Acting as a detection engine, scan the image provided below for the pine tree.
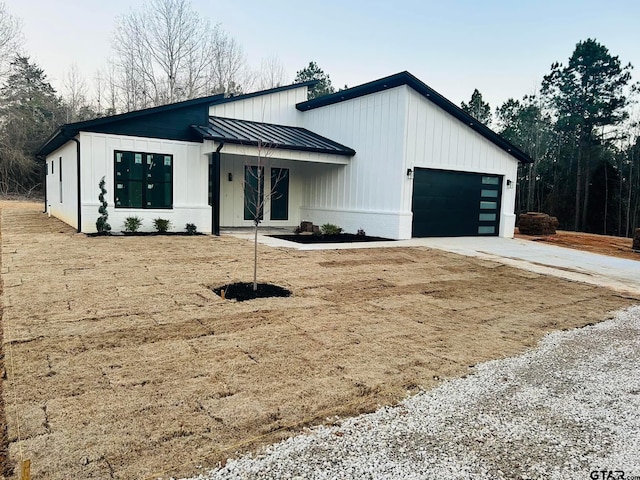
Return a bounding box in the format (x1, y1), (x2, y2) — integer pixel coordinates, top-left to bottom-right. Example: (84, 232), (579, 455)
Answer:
(294, 61), (335, 100)
(461, 89), (492, 125)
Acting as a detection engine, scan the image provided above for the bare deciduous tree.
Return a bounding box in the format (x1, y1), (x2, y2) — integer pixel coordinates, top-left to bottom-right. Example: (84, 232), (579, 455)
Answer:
(254, 55), (287, 91)
(206, 26), (247, 95)
(62, 62), (90, 122)
(94, 61), (120, 116)
(113, 0), (248, 110)
(243, 141), (288, 290)
(0, 1), (22, 78)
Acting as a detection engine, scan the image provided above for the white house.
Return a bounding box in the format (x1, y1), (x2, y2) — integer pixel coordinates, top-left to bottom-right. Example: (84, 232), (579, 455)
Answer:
(37, 72), (531, 239)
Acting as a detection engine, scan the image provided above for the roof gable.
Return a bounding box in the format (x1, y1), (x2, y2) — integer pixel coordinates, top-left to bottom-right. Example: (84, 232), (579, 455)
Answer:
(37, 81), (317, 158)
(296, 72), (532, 164)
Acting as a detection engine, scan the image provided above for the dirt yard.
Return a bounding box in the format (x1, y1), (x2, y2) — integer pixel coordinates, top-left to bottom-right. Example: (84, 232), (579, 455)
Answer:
(2, 201), (637, 480)
(516, 229), (639, 261)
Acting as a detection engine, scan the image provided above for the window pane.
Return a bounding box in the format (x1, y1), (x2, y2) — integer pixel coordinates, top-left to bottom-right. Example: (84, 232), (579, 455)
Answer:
(482, 176), (499, 185)
(481, 189), (498, 198)
(146, 182), (172, 208)
(115, 181), (142, 208)
(115, 151), (143, 181)
(478, 226), (495, 234)
(479, 213), (496, 221)
(480, 201), (497, 210)
(270, 168), (289, 220)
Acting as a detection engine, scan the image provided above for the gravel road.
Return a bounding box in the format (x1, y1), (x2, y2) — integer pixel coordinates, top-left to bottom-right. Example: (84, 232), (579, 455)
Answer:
(184, 306), (640, 480)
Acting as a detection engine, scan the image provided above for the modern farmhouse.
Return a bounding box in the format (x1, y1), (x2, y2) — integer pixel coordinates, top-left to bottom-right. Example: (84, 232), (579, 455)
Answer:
(37, 71), (531, 239)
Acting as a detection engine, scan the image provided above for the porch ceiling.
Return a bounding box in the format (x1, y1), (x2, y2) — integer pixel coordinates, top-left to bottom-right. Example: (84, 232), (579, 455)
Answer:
(192, 116), (356, 156)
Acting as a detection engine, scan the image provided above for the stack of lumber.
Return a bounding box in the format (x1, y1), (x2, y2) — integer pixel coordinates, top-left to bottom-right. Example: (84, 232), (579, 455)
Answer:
(518, 212), (559, 236)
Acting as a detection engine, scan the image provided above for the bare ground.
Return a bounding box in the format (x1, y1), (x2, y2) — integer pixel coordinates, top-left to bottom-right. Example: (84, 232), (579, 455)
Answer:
(516, 229), (639, 261)
(1, 201), (637, 480)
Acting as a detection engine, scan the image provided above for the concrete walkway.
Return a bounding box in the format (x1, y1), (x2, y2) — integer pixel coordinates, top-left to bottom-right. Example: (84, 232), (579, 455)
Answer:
(230, 231), (640, 296)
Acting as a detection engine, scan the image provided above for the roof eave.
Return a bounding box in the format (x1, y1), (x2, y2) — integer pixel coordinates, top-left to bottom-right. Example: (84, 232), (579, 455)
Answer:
(200, 134), (355, 156)
(296, 72), (533, 164)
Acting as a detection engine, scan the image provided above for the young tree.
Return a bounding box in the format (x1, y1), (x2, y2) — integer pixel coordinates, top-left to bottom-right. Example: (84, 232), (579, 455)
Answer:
(0, 55), (64, 194)
(294, 61), (335, 99)
(243, 141), (287, 291)
(461, 88), (492, 125)
(542, 38), (634, 231)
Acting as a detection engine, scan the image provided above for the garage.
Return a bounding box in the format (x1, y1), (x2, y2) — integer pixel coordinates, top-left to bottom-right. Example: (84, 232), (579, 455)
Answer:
(411, 168), (502, 237)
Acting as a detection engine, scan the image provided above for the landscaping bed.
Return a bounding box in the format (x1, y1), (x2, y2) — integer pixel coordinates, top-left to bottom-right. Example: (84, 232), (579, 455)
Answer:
(1, 201), (637, 480)
(270, 233), (392, 244)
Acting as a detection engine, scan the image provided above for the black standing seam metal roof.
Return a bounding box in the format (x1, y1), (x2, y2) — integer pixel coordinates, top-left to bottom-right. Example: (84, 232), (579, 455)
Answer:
(296, 71), (533, 164)
(192, 116), (356, 156)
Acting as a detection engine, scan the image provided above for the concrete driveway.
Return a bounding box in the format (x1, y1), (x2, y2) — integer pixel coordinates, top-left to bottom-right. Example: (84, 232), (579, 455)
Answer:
(413, 236), (640, 296)
(250, 233), (640, 296)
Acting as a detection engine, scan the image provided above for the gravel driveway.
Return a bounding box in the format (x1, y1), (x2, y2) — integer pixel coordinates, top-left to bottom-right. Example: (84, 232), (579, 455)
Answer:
(184, 306), (640, 480)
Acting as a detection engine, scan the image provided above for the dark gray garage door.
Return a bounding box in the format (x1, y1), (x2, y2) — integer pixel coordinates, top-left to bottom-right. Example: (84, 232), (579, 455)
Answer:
(411, 168), (502, 237)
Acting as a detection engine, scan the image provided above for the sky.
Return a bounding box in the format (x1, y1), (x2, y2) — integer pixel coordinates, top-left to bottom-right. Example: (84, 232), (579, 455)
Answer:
(4, 0), (640, 110)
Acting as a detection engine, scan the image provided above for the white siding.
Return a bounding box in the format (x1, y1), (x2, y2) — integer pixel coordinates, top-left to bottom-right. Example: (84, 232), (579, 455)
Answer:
(402, 88), (519, 238)
(45, 141), (78, 228)
(299, 86), (408, 238)
(208, 87), (307, 125)
(79, 132), (210, 233)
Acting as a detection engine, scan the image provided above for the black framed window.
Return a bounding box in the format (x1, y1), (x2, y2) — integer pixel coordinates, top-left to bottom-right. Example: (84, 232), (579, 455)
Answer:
(114, 150), (173, 209)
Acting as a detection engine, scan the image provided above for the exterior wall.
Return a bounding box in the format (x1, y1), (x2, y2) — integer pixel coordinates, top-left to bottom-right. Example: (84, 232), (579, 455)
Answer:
(299, 86), (408, 238)
(219, 153), (310, 228)
(209, 87), (307, 125)
(78, 132), (210, 233)
(45, 140), (79, 228)
(402, 88), (519, 238)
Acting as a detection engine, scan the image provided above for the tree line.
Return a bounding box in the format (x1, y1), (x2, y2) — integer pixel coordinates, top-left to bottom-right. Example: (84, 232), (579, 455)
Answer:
(0, 0), (337, 197)
(461, 39), (639, 237)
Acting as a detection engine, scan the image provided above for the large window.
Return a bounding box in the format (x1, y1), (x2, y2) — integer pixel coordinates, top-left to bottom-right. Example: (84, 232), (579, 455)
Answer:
(114, 151), (173, 209)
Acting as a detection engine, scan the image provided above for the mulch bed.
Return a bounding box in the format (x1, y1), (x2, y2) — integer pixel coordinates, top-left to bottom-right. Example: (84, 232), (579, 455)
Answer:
(271, 234), (392, 244)
(87, 232), (204, 237)
(212, 282), (291, 302)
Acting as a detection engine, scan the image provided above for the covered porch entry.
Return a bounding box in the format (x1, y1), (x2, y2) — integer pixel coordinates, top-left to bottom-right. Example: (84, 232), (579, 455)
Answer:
(195, 116), (355, 234)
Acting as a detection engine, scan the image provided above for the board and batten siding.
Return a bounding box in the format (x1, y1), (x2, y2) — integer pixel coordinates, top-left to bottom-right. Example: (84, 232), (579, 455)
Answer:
(78, 132), (210, 233)
(402, 88), (519, 237)
(46, 140), (79, 228)
(209, 87), (307, 126)
(299, 86), (409, 238)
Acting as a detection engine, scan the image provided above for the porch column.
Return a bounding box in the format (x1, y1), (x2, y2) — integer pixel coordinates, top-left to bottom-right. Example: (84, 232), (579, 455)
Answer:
(210, 151), (221, 236)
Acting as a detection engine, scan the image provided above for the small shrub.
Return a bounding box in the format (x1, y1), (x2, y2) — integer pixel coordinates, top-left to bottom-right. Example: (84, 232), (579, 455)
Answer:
(321, 223), (343, 235)
(96, 177), (112, 233)
(153, 218), (171, 233)
(357, 228), (366, 236)
(123, 216), (143, 232)
(185, 223), (197, 235)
